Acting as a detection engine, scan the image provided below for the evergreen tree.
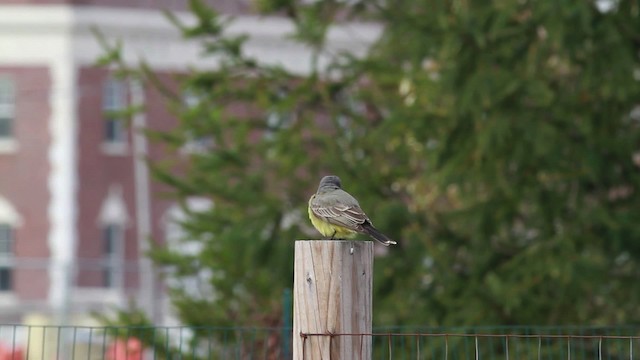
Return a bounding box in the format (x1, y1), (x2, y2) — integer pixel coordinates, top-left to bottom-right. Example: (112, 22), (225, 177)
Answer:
(104, 0), (640, 335)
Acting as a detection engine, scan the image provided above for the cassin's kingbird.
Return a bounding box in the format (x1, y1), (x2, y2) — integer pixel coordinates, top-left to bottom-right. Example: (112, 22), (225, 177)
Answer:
(308, 175), (397, 246)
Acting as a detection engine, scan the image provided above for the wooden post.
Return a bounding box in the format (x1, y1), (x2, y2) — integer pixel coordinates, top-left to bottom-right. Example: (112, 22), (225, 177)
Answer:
(293, 240), (373, 360)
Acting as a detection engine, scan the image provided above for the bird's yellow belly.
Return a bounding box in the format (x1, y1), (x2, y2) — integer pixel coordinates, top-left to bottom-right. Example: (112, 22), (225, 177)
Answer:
(308, 205), (356, 239)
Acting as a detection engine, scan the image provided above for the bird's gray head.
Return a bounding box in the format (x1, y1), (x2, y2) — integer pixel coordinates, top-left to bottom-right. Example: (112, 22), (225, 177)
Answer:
(317, 175), (342, 192)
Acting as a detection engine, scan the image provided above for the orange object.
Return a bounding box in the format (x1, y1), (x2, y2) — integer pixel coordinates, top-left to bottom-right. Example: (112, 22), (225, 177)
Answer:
(105, 338), (143, 360)
(0, 343), (24, 360)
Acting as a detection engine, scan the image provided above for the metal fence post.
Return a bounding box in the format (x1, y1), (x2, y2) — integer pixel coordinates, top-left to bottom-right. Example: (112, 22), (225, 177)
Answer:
(282, 288), (292, 359)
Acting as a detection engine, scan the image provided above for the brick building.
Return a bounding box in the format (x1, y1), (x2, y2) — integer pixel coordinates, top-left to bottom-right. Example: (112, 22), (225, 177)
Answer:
(0, 0), (379, 326)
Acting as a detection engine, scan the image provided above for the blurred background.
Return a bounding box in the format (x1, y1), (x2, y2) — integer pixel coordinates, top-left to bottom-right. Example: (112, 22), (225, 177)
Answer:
(0, 0), (639, 358)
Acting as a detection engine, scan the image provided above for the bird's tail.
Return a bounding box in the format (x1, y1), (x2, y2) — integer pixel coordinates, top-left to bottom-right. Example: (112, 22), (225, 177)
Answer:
(361, 224), (397, 246)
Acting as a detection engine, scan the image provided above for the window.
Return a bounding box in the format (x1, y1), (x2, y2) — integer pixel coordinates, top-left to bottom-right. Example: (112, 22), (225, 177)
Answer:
(102, 223), (123, 288)
(264, 89), (294, 140)
(182, 91), (200, 109)
(97, 185), (127, 289)
(0, 224), (13, 291)
(163, 198), (214, 299)
(102, 78), (127, 147)
(0, 78), (15, 140)
(0, 196), (19, 292)
(180, 91), (215, 154)
(105, 118), (126, 144)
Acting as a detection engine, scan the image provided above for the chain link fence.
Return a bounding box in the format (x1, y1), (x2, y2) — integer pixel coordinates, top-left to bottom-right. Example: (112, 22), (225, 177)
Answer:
(0, 324), (638, 359)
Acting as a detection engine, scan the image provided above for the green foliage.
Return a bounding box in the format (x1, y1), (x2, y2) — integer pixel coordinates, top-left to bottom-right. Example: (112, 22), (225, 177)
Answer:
(104, 0), (640, 337)
(369, 0), (640, 326)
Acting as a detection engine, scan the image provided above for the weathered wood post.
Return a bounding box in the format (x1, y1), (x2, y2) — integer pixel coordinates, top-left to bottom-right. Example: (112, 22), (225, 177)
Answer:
(293, 240), (373, 360)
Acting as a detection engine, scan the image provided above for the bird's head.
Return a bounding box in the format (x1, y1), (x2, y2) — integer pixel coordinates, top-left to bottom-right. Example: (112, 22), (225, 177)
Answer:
(317, 175), (342, 192)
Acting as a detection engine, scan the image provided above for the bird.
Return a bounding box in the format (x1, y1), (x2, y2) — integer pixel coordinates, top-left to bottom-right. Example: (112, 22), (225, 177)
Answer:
(308, 175), (397, 246)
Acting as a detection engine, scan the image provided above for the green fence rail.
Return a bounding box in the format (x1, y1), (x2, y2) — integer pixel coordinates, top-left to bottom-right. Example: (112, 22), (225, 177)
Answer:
(0, 324), (637, 359)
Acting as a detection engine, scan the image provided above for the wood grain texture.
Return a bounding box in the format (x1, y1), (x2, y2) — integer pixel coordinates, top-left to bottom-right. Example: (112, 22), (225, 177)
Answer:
(293, 240), (373, 360)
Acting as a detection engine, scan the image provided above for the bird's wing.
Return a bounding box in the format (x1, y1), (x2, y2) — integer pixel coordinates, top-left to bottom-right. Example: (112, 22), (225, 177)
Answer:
(310, 199), (369, 231)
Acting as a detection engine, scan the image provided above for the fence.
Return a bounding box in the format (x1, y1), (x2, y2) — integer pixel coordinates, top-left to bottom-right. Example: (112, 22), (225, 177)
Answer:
(0, 325), (638, 359)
